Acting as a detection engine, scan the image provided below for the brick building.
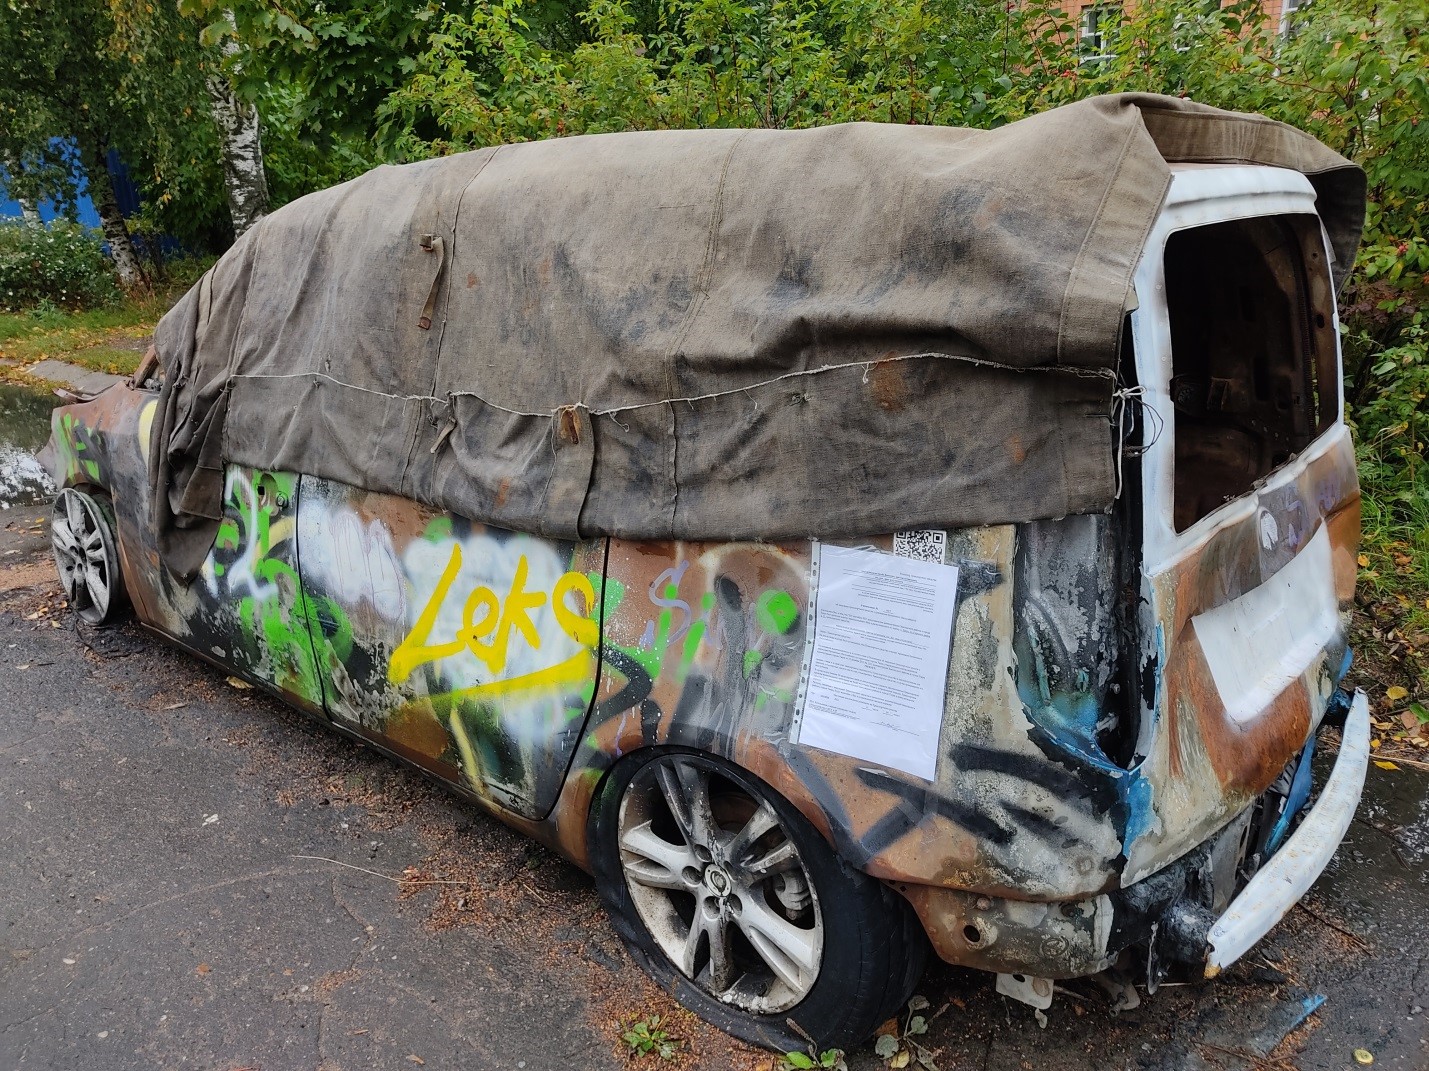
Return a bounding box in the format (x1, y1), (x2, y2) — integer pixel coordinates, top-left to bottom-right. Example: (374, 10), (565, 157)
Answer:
(1054, 0), (1307, 62)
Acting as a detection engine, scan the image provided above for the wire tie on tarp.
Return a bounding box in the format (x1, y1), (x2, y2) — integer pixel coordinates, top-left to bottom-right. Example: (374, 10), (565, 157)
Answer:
(1111, 384), (1164, 498)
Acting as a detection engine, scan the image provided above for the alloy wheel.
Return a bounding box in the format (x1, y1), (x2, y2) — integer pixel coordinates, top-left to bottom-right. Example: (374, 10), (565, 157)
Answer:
(51, 488), (120, 625)
(616, 754), (824, 1014)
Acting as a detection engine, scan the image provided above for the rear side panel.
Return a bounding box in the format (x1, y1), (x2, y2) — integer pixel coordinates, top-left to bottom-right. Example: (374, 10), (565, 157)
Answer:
(1126, 432), (1358, 881)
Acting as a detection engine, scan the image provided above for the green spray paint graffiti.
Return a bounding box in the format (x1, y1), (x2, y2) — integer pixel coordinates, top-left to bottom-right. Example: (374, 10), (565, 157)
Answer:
(195, 469), (353, 707)
(53, 412), (103, 485)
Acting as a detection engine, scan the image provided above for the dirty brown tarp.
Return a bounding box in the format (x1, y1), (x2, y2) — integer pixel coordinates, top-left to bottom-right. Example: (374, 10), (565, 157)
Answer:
(150, 93), (1364, 578)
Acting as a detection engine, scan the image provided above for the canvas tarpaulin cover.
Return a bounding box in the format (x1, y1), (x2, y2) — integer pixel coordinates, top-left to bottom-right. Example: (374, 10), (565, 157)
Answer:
(150, 92), (1364, 578)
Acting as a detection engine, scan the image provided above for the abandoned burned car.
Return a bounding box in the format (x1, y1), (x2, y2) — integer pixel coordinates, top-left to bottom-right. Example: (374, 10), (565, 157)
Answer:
(41, 93), (1372, 1051)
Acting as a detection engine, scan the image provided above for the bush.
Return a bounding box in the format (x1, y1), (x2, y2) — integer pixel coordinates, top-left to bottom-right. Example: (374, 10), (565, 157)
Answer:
(0, 219), (120, 313)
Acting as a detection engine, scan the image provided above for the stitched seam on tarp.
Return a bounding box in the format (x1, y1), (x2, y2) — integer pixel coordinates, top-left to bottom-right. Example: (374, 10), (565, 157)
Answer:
(229, 353), (1115, 418)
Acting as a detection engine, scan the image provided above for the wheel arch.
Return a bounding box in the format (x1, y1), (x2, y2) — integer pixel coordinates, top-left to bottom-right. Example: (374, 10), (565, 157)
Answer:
(558, 738), (859, 883)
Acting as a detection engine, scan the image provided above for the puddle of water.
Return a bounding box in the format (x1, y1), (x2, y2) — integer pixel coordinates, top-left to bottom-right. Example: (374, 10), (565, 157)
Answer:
(0, 382), (58, 509)
(1316, 759), (1429, 932)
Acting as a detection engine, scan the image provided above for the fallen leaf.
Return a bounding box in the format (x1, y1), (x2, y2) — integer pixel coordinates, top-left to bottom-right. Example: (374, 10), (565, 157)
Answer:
(1386, 685), (1409, 703)
(225, 676), (253, 690)
(195, 963), (210, 975)
(406, 1057), (425, 1066)
(1357, 554), (1370, 568)
(1373, 760), (1399, 771)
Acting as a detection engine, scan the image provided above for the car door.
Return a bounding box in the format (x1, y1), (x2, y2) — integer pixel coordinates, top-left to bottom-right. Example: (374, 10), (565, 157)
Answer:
(294, 475), (607, 818)
(142, 464), (329, 715)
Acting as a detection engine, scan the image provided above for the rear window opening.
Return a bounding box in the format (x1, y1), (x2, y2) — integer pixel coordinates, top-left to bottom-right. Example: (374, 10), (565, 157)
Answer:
(1164, 214), (1339, 532)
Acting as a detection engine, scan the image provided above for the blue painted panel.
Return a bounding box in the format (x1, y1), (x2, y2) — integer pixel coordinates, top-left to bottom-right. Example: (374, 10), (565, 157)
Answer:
(0, 138), (131, 228)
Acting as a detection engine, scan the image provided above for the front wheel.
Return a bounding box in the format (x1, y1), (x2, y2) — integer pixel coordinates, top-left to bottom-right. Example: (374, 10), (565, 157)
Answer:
(50, 487), (125, 625)
(590, 749), (927, 1052)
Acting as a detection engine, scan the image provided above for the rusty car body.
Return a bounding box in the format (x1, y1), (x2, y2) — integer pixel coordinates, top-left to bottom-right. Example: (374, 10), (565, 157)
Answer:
(41, 159), (1370, 1050)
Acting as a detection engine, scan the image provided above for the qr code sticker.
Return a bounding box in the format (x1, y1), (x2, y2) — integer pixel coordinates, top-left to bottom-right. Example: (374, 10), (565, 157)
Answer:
(893, 529), (946, 564)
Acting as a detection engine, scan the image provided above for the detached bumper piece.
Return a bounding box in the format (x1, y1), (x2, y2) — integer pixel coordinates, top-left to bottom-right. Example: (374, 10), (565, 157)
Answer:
(1203, 689), (1370, 976)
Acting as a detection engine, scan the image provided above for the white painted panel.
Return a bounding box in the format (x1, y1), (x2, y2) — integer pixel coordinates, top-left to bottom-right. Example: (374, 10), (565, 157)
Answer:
(1206, 690), (1369, 972)
(1192, 524), (1338, 726)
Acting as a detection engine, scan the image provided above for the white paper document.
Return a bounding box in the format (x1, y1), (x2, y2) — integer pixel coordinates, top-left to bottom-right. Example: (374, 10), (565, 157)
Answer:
(795, 544), (960, 781)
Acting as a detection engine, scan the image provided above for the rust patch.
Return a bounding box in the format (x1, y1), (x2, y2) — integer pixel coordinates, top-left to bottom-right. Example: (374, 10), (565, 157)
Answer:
(386, 701), (454, 761)
(465, 272), (480, 289)
(868, 355), (910, 412)
(555, 405), (582, 446)
(493, 476), (512, 510)
(1326, 496), (1362, 605)
(1005, 434), (1027, 465)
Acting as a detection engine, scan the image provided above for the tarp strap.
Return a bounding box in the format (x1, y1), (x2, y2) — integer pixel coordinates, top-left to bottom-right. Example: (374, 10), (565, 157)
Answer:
(416, 233), (446, 331)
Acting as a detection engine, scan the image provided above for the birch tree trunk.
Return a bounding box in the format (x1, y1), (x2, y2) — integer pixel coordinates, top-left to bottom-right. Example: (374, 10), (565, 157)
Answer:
(207, 24), (269, 238)
(84, 139), (148, 291)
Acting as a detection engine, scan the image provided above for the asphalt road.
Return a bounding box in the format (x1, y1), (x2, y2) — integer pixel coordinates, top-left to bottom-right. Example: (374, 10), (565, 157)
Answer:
(2, 507), (1426, 1071)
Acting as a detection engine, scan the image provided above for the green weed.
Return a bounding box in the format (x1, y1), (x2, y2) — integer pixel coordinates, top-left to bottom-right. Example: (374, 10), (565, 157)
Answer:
(620, 1014), (681, 1061)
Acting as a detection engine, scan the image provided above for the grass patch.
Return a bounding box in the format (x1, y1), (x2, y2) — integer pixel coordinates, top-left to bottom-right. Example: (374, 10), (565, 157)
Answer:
(0, 294), (168, 369)
(65, 345), (146, 376)
(1350, 427), (1429, 758)
(0, 260), (209, 378)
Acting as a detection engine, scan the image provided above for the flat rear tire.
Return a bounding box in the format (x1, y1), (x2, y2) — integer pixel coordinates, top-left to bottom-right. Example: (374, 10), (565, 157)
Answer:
(590, 748), (928, 1052)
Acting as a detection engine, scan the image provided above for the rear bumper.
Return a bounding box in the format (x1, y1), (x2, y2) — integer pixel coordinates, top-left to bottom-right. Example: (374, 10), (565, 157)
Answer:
(902, 689), (1369, 981)
(1203, 688), (1369, 975)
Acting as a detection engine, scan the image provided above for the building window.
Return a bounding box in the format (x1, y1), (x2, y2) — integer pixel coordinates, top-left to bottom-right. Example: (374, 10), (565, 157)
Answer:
(1079, 4), (1115, 65)
(1279, 0), (1311, 37)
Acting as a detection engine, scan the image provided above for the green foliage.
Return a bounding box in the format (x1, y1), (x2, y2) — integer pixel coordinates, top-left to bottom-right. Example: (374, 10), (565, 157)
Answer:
(103, 0), (233, 249)
(256, 83), (380, 208)
(0, 0), (131, 206)
(780, 1048), (848, 1069)
(1353, 315), (1429, 632)
(181, 0), (454, 143)
(620, 1014), (681, 1060)
(867, 994), (936, 1068)
(0, 222), (120, 314)
(373, 0), (1028, 157)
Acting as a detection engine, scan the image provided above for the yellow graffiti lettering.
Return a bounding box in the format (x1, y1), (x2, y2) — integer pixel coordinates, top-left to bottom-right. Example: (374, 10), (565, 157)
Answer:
(388, 544), (598, 692)
(461, 554), (546, 674)
(445, 649), (595, 704)
(388, 542), (469, 684)
(553, 571), (599, 646)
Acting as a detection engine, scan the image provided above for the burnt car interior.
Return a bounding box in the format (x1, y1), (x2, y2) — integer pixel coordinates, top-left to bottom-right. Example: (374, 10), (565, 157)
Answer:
(1165, 214), (1339, 532)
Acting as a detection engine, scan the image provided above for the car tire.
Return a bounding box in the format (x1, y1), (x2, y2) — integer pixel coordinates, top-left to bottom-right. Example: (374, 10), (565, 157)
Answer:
(51, 487), (126, 626)
(590, 748), (928, 1052)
